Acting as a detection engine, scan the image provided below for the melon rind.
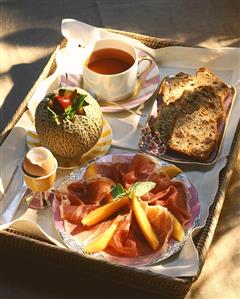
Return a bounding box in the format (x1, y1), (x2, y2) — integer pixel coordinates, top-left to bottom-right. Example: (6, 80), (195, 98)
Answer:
(35, 88), (103, 159)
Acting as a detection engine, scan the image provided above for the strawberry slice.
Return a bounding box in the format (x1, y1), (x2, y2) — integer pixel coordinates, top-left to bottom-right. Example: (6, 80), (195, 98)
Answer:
(54, 96), (72, 109)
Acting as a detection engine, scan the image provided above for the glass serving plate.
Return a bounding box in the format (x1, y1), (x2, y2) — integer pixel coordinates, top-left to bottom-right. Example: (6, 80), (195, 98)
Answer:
(52, 153), (200, 267)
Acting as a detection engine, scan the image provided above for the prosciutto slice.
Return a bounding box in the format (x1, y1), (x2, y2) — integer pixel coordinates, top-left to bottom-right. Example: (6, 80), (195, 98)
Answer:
(107, 212), (154, 257)
(147, 205), (173, 250)
(161, 181), (191, 225)
(131, 153), (156, 181)
(120, 154), (156, 188)
(107, 212), (138, 257)
(97, 153), (157, 189)
(148, 181), (191, 225)
(149, 171), (172, 193)
(67, 177), (114, 205)
(97, 162), (132, 186)
(65, 218), (113, 241)
(61, 204), (99, 224)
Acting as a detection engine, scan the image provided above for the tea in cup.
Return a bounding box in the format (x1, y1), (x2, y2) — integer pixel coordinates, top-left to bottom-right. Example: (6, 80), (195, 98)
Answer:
(82, 38), (152, 101)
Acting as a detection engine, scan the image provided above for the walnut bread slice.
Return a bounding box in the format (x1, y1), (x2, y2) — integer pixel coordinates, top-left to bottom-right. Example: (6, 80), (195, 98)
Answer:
(168, 107), (218, 160)
(179, 86), (224, 122)
(161, 72), (198, 105)
(196, 67), (229, 103)
(161, 67), (229, 108)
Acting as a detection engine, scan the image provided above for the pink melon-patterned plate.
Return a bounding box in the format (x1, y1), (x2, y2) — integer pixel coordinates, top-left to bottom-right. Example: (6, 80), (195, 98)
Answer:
(60, 49), (160, 113)
(52, 153), (200, 267)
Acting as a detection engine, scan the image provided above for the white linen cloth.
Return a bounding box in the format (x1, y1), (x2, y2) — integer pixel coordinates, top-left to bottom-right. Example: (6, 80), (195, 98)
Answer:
(0, 19), (239, 278)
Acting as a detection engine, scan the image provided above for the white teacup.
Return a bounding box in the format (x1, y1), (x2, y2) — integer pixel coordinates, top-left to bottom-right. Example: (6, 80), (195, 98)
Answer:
(82, 38), (152, 102)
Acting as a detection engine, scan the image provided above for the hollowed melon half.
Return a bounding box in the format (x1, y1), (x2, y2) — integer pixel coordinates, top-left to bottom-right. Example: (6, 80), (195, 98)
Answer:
(35, 87), (103, 159)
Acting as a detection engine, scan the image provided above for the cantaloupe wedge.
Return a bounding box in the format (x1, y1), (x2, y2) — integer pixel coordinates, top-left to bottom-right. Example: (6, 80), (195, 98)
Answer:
(82, 197), (129, 226)
(84, 221), (118, 253)
(84, 163), (98, 179)
(170, 214), (185, 241)
(132, 196), (159, 250)
(161, 165), (182, 178)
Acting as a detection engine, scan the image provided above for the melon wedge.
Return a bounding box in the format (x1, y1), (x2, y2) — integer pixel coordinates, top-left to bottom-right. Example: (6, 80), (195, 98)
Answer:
(84, 164), (98, 179)
(82, 197), (129, 226)
(132, 196), (159, 250)
(84, 221), (118, 253)
(161, 165), (182, 178)
(170, 213), (185, 241)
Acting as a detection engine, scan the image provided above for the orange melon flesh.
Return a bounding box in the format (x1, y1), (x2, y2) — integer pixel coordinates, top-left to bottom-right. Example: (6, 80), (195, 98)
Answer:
(170, 213), (185, 241)
(84, 221), (118, 253)
(82, 197), (129, 226)
(84, 164), (99, 179)
(161, 165), (182, 178)
(132, 195), (159, 250)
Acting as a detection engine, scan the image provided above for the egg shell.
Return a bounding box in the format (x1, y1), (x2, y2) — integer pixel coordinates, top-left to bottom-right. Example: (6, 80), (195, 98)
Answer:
(23, 147), (56, 177)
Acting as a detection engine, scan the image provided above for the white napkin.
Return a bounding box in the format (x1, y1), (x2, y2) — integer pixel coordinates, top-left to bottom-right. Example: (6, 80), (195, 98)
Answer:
(61, 19), (155, 56)
(1, 19), (240, 278)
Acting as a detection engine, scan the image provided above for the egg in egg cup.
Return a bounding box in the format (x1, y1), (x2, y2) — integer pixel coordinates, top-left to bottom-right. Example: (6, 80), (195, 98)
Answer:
(22, 147), (57, 209)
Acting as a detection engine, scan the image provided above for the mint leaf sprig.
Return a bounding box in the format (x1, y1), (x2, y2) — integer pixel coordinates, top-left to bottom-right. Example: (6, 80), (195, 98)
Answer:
(111, 184), (127, 199)
(63, 94), (87, 120)
(129, 181), (156, 197)
(111, 181), (156, 200)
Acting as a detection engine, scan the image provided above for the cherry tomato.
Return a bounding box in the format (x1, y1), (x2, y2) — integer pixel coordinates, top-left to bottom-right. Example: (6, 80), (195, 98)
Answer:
(54, 96), (71, 109)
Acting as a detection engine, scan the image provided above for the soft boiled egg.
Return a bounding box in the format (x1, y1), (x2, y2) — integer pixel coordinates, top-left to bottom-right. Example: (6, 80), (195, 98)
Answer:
(23, 147), (56, 177)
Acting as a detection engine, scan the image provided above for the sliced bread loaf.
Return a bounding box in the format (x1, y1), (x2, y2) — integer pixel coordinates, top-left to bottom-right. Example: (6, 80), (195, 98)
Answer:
(168, 107), (218, 160)
(151, 68), (228, 160)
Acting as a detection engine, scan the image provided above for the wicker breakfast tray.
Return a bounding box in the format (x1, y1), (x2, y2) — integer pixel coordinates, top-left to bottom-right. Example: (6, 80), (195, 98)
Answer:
(0, 30), (239, 298)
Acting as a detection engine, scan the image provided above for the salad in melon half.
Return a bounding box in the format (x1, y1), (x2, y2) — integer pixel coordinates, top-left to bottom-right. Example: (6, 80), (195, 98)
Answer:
(35, 87), (103, 160)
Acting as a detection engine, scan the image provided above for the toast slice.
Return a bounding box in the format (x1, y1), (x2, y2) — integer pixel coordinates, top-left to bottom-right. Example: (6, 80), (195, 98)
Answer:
(152, 85), (223, 144)
(161, 72), (198, 105)
(196, 67), (229, 103)
(179, 86), (224, 122)
(161, 68), (229, 107)
(168, 107), (218, 160)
